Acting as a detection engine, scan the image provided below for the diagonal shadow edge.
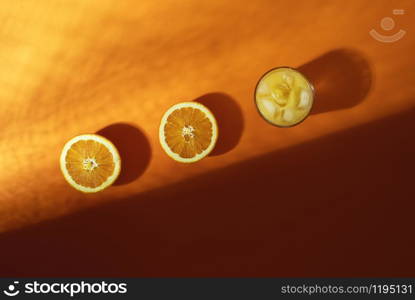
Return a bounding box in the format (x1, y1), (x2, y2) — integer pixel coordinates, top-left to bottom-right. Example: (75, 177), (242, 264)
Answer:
(0, 106), (414, 277)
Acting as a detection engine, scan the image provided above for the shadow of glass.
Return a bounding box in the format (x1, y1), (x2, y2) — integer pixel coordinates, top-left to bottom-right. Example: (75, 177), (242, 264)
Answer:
(96, 123), (151, 185)
(298, 48), (373, 114)
(194, 93), (244, 156)
(1, 107), (414, 277)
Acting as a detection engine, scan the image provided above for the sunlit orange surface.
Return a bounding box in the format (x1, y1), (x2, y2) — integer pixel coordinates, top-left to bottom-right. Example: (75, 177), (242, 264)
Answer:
(0, 0), (414, 276)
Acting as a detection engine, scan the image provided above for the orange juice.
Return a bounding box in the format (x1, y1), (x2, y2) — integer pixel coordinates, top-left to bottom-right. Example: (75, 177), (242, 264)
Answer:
(255, 67), (314, 127)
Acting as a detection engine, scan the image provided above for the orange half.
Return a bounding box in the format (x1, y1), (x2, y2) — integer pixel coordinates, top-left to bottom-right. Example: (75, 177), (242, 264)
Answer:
(159, 102), (218, 163)
(60, 134), (121, 193)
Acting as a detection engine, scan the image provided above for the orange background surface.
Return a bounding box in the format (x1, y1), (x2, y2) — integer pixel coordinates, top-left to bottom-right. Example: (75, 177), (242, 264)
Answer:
(0, 0), (414, 276)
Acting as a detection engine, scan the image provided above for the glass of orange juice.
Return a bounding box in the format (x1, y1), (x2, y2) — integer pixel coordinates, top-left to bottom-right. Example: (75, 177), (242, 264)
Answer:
(255, 67), (314, 127)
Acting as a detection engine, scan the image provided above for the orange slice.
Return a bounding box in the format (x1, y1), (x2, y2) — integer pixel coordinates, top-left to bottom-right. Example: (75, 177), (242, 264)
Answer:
(60, 134), (121, 193)
(159, 102), (218, 163)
